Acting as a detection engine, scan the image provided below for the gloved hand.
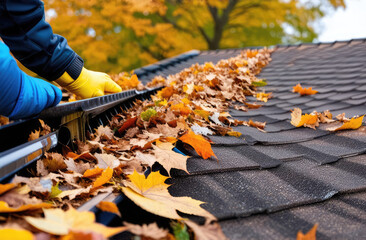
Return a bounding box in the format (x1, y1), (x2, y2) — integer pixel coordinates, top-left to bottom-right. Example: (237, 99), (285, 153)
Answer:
(56, 67), (122, 99)
(0, 43), (62, 120)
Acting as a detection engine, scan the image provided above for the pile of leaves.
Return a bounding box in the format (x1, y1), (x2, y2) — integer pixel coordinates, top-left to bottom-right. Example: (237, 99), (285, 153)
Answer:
(0, 49), (274, 239)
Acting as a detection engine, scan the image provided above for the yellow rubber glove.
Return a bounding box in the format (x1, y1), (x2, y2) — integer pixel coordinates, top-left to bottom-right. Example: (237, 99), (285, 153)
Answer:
(56, 67), (122, 99)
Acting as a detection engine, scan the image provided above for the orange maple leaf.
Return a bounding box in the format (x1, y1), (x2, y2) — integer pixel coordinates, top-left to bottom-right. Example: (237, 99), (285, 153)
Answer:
(291, 108), (319, 129)
(97, 201), (121, 217)
(158, 86), (175, 99)
(297, 224), (318, 240)
(171, 103), (192, 116)
(293, 84), (318, 96)
(179, 130), (216, 159)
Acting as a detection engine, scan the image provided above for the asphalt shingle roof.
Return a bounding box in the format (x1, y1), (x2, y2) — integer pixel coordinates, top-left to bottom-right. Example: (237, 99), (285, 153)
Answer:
(133, 38), (366, 239)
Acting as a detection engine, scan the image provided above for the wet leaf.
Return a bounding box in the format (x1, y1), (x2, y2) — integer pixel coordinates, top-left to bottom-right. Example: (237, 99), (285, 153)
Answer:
(179, 130), (216, 160)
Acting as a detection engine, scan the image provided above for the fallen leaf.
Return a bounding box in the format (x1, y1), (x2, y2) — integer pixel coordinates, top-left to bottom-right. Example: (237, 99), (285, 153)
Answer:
(179, 130), (216, 159)
(28, 129), (40, 142)
(135, 151), (157, 167)
(247, 119), (266, 130)
(326, 115), (364, 131)
(95, 125), (114, 139)
(0, 183), (15, 195)
(12, 176), (52, 193)
(43, 152), (67, 172)
(124, 222), (168, 239)
(24, 207), (126, 237)
(118, 117), (137, 134)
(293, 83), (318, 96)
(95, 153), (120, 169)
(256, 92), (272, 102)
(244, 102), (262, 109)
(49, 183), (62, 199)
(93, 167), (113, 189)
(64, 158), (91, 174)
(184, 220), (228, 240)
(66, 151), (96, 162)
(83, 167), (104, 178)
(290, 108), (319, 129)
(0, 201), (52, 213)
(297, 224), (318, 240)
(191, 123), (214, 136)
(0, 229), (34, 240)
(60, 231), (104, 240)
(97, 201), (121, 217)
(227, 131), (242, 137)
(56, 186), (92, 200)
(122, 170), (216, 221)
(153, 142), (189, 175)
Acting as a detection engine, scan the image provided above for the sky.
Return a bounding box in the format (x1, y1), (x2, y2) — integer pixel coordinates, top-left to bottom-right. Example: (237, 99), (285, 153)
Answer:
(317, 0), (366, 42)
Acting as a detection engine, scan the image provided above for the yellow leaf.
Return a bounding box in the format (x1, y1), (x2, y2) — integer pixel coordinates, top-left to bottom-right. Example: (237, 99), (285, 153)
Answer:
(227, 131), (242, 137)
(93, 167), (113, 189)
(290, 108), (319, 129)
(83, 167), (104, 178)
(0, 201), (53, 213)
(0, 229), (34, 240)
(179, 130), (216, 159)
(122, 170), (216, 221)
(297, 224), (318, 240)
(24, 207), (126, 237)
(0, 183), (15, 195)
(256, 92), (272, 102)
(97, 201), (121, 217)
(326, 115), (364, 132)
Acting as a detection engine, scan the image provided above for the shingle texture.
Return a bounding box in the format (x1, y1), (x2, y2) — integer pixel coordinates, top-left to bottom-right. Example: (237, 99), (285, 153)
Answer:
(137, 39), (366, 239)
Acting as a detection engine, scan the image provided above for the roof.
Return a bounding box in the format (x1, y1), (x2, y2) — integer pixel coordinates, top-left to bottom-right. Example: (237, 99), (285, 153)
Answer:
(133, 39), (366, 239)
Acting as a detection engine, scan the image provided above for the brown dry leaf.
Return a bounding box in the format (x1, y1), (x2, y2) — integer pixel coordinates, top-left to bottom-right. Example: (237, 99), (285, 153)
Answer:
(64, 158), (91, 174)
(66, 151), (96, 162)
(179, 130), (216, 160)
(60, 231), (104, 240)
(124, 222), (168, 239)
(135, 151), (157, 167)
(152, 142), (189, 175)
(326, 115), (364, 132)
(12, 176), (51, 193)
(83, 167), (104, 178)
(317, 110), (335, 123)
(95, 153), (120, 169)
(43, 152), (67, 172)
(336, 113), (350, 122)
(122, 170), (216, 222)
(0, 115), (10, 126)
(92, 167), (113, 189)
(118, 117), (137, 134)
(97, 201), (121, 217)
(28, 129), (40, 142)
(293, 83), (318, 96)
(95, 125), (114, 139)
(245, 102), (262, 109)
(56, 186), (92, 200)
(297, 224), (318, 240)
(24, 207), (126, 237)
(248, 119), (266, 130)
(290, 108), (319, 129)
(184, 220), (228, 240)
(0, 183), (15, 195)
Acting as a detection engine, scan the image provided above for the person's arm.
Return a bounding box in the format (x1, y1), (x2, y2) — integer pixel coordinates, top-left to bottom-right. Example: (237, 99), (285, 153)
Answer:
(0, 42), (62, 119)
(0, 0), (82, 81)
(0, 0), (122, 98)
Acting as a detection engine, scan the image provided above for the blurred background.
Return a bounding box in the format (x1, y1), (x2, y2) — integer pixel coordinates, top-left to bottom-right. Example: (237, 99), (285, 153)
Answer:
(43, 0), (365, 74)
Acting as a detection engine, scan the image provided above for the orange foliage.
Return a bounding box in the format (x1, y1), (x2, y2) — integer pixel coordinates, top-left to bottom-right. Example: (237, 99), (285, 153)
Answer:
(179, 130), (216, 160)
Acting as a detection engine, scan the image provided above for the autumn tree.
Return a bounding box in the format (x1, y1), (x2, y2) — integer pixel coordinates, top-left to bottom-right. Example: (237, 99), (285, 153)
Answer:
(43, 0), (345, 73)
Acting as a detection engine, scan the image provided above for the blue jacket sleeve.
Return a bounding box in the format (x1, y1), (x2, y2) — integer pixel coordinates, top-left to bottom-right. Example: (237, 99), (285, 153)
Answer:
(0, 0), (83, 81)
(0, 42), (62, 119)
